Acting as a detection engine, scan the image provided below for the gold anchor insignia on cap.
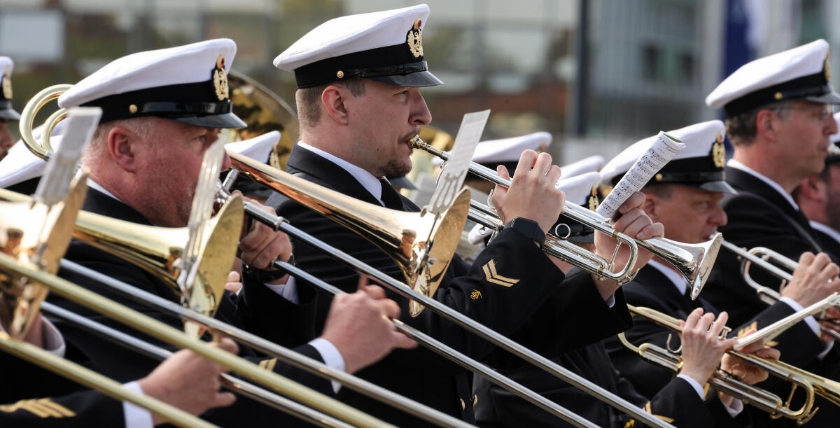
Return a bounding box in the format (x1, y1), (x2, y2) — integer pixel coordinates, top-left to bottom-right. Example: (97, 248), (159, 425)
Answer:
(825, 57), (832, 82)
(213, 55), (230, 101)
(711, 133), (725, 168)
(587, 186), (600, 211)
(1, 67), (11, 100)
(406, 18), (424, 59)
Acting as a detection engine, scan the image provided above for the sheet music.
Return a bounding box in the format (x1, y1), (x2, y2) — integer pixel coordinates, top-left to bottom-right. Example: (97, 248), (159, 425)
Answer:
(427, 110), (490, 215)
(596, 131), (684, 218)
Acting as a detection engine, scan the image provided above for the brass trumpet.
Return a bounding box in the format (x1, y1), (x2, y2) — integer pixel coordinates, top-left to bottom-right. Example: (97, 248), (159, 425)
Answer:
(410, 136), (722, 296)
(619, 304), (832, 424)
(721, 241), (840, 341)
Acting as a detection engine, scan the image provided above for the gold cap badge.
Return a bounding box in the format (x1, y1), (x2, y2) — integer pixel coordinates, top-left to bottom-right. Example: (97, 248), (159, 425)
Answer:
(406, 19), (424, 59)
(587, 186), (600, 211)
(1, 68), (11, 100)
(711, 133), (725, 168)
(825, 57), (832, 82)
(213, 55), (229, 101)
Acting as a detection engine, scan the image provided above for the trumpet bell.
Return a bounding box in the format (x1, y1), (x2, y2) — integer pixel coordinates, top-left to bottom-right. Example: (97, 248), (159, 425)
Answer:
(658, 232), (723, 300)
(228, 151), (470, 317)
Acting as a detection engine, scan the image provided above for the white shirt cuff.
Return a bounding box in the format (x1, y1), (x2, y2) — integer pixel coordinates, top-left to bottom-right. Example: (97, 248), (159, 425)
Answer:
(676, 374), (705, 398)
(41, 318), (66, 357)
(265, 276), (299, 304)
(309, 337), (345, 393)
(604, 293), (616, 308)
(723, 394), (744, 417)
(122, 381), (154, 428)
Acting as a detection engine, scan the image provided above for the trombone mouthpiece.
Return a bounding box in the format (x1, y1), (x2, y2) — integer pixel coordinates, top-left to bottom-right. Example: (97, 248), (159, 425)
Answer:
(409, 135), (425, 149)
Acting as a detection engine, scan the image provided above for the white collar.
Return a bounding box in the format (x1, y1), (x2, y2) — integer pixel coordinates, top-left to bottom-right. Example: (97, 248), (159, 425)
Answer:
(87, 178), (123, 203)
(298, 142), (386, 206)
(727, 159), (799, 210)
(810, 220), (840, 246)
(648, 259), (688, 296)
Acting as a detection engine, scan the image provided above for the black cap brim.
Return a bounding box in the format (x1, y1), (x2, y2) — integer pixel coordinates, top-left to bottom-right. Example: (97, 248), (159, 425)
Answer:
(367, 70), (443, 88)
(170, 112), (247, 129)
(0, 108), (21, 121)
(698, 180), (738, 194)
(804, 90), (840, 105)
(388, 176), (417, 190)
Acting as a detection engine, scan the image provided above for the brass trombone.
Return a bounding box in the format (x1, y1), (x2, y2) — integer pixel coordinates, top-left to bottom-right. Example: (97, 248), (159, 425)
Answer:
(721, 241), (840, 341)
(0, 252), (393, 428)
(226, 153), (674, 428)
(618, 304), (834, 424)
(409, 136), (723, 297)
(17, 82), (674, 427)
(0, 188), (475, 428)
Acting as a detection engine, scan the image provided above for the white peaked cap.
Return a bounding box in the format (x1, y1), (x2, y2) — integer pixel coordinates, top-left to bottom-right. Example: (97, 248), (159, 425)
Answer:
(225, 131), (280, 163)
(706, 39), (840, 116)
(557, 171), (601, 206)
(600, 120), (735, 194)
(273, 4), (441, 88)
(59, 39), (245, 129)
(559, 155), (604, 179)
(433, 131), (553, 167)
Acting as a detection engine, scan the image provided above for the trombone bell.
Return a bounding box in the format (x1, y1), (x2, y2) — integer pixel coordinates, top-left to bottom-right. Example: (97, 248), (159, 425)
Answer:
(228, 151), (471, 317)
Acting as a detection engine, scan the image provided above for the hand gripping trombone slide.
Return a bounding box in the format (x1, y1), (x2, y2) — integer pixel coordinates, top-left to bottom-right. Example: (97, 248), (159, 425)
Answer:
(224, 155), (675, 428)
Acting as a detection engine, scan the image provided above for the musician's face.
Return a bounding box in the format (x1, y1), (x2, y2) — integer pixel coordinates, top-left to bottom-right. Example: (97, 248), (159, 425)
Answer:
(345, 80), (431, 177)
(136, 119), (228, 227)
(772, 101), (836, 179)
(646, 185), (727, 244)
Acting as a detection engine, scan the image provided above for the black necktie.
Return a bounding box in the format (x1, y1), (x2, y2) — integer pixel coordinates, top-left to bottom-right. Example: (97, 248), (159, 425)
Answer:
(379, 179), (405, 210)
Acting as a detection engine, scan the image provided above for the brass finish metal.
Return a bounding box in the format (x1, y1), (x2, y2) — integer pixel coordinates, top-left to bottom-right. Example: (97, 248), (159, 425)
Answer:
(228, 151), (470, 317)
(621, 304), (836, 424)
(0, 172), (87, 339)
(0, 189), (242, 322)
(0, 253), (393, 428)
(0, 329), (218, 428)
(721, 241), (840, 341)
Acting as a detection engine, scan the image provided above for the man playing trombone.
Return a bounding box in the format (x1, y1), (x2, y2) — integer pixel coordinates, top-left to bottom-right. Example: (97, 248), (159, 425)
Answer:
(21, 39), (416, 426)
(269, 4), (663, 426)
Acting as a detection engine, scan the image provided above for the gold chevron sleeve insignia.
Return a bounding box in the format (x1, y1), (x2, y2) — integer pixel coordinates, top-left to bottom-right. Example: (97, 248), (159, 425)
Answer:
(640, 402), (674, 424)
(0, 398), (75, 418)
(259, 358), (278, 372)
(482, 259), (519, 287)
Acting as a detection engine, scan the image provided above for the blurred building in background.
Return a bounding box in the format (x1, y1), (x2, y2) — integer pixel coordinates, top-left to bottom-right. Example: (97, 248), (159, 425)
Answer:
(1, 0), (838, 164)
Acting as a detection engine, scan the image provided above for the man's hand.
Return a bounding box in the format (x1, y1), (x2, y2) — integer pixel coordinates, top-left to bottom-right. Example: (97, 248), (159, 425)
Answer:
(237, 194), (293, 282)
(780, 252), (840, 308)
(224, 271), (242, 294)
(679, 308), (737, 387)
(320, 277), (417, 374)
(591, 191), (663, 298)
(490, 150), (565, 234)
(718, 327), (779, 407)
(138, 337), (238, 425)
